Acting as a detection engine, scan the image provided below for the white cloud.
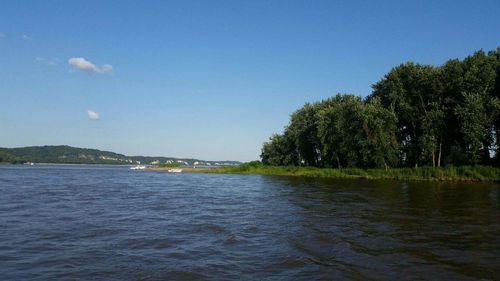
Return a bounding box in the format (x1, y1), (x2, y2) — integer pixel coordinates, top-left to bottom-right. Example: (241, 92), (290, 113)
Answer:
(35, 57), (58, 66)
(20, 34), (31, 40)
(100, 64), (113, 73)
(68, 57), (113, 74)
(87, 110), (100, 120)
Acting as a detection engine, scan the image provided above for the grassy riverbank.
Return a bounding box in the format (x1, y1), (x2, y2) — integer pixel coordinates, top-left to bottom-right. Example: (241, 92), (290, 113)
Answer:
(205, 163), (500, 182)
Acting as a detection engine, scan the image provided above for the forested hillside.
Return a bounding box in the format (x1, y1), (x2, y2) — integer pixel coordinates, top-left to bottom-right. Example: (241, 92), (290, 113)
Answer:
(0, 149), (21, 163)
(0, 145), (240, 166)
(261, 48), (500, 168)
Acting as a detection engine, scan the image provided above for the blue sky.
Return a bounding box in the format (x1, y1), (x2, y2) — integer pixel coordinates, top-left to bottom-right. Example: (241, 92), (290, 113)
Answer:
(1, 0), (499, 161)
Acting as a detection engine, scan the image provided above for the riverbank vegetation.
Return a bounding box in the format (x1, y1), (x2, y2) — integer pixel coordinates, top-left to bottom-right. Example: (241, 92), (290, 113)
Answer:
(208, 162), (500, 182)
(260, 48), (500, 169)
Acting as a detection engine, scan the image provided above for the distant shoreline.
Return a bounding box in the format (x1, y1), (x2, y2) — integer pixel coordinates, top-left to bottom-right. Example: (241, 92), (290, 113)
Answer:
(146, 166), (216, 173)
(0, 162), (141, 166)
(0, 145), (241, 166)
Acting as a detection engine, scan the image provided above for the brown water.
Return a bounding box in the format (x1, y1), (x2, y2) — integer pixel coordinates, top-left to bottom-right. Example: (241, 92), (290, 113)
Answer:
(0, 165), (499, 280)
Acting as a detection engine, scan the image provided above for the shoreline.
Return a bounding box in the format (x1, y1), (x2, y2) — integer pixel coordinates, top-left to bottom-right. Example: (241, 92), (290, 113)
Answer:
(9, 162), (499, 182)
(200, 164), (500, 182)
(146, 167), (215, 173)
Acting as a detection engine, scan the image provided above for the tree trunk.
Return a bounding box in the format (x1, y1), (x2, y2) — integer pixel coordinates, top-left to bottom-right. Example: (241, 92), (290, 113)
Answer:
(438, 142), (442, 167)
(432, 149), (436, 168)
(481, 140), (491, 164)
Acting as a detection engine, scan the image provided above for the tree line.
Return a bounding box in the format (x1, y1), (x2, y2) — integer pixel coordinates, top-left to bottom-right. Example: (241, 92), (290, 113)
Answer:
(261, 48), (500, 168)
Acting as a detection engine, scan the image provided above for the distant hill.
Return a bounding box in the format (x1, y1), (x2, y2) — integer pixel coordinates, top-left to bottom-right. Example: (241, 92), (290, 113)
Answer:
(0, 145), (241, 166)
(0, 148), (20, 163)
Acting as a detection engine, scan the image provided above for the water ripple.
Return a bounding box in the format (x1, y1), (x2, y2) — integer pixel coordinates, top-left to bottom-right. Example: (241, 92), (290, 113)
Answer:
(0, 165), (499, 280)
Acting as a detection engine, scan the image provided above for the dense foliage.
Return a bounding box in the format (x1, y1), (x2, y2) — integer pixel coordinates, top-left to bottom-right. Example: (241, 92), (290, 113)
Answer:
(0, 148), (21, 163)
(261, 48), (500, 168)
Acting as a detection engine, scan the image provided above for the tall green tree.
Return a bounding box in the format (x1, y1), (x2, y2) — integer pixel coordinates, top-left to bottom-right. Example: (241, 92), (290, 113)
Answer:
(487, 48), (500, 163)
(371, 62), (442, 167)
(458, 50), (499, 163)
(317, 94), (398, 168)
(260, 132), (298, 166)
(361, 97), (399, 168)
(287, 103), (323, 166)
(455, 91), (500, 164)
(317, 94), (364, 168)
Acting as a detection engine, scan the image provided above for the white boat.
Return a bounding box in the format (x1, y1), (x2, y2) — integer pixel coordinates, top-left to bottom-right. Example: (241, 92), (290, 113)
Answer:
(130, 165), (146, 170)
(167, 168), (183, 173)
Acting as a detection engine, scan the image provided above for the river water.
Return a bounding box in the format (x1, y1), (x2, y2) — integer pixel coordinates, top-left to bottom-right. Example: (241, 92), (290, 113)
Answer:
(0, 165), (498, 280)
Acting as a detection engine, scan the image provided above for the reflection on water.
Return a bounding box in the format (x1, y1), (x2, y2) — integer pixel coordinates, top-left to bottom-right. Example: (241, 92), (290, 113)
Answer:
(0, 165), (499, 280)
(279, 177), (500, 280)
